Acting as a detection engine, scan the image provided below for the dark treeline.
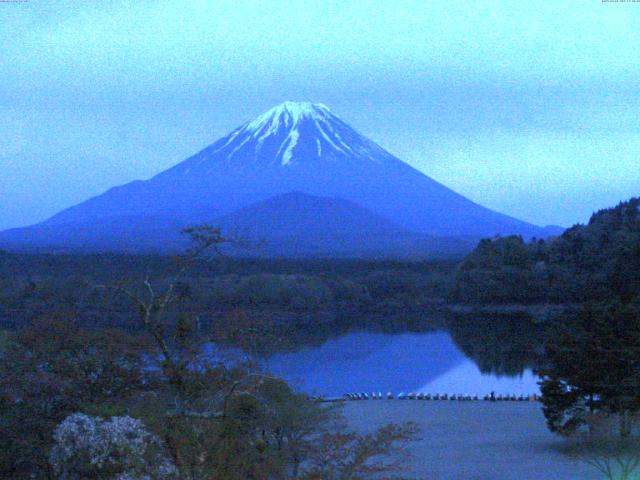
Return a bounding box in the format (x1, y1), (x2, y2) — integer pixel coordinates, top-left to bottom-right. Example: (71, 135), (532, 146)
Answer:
(450, 197), (640, 305)
(0, 251), (458, 278)
(0, 252), (456, 332)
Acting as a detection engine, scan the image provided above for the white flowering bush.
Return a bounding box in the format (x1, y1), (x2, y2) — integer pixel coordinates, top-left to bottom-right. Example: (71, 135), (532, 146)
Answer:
(49, 413), (178, 480)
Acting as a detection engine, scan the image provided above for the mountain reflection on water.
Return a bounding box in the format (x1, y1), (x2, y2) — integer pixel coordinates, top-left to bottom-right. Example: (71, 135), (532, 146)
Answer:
(264, 312), (545, 396)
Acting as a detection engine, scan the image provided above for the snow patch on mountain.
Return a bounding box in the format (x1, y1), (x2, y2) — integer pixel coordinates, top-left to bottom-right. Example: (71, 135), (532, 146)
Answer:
(195, 101), (385, 167)
(246, 101), (332, 133)
(280, 128), (299, 166)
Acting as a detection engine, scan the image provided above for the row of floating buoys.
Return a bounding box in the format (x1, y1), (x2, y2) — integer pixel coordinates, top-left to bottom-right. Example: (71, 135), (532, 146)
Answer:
(344, 392), (386, 400)
(483, 393), (539, 402)
(343, 392), (539, 401)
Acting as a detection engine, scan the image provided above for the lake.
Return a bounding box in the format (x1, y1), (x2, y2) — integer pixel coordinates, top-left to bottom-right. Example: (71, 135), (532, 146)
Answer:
(265, 330), (540, 397)
(343, 401), (600, 480)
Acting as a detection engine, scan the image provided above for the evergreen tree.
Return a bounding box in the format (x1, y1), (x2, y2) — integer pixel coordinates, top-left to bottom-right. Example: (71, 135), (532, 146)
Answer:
(538, 299), (640, 437)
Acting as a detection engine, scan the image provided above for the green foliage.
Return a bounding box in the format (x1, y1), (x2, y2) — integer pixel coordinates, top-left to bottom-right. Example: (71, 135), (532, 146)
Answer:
(539, 377), (583, 434)
(451, 197), (640, 304)
(0, 227), (426, 479)
(0, 255), (455, 332)
(0, 316), (418, 479)
(538, 299), (640, 437)
(0, 316), (150, 478)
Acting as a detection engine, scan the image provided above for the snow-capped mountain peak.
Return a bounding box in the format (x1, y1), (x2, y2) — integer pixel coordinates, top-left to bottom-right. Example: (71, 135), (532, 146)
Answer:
(5, 101), (555, 251)
(184, 101), (393, 169)
(239, 101), (335, 165)
(245, 101), (333, 132)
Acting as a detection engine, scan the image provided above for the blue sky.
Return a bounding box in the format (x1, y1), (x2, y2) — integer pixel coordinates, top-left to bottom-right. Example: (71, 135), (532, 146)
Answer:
(1, 0), (639, 229)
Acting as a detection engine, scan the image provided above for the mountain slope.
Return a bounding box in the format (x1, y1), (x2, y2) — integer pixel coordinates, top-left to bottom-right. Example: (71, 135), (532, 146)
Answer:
(0, 192), (477, 257)
(219, 191), (403, 239)
(0, 215), (187, 253)
(217, 192), (476, 257)
(0, 101), (557, 255)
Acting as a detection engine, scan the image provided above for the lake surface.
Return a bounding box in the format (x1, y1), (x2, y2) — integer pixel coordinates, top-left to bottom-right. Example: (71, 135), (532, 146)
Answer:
(344, 401), (599, 480)
(265, 331), (540, 397)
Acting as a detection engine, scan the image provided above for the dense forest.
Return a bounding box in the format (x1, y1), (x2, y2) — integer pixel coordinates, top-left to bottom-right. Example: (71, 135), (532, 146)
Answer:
(0, 252), (454, 333)
(450, 198), (640, 305)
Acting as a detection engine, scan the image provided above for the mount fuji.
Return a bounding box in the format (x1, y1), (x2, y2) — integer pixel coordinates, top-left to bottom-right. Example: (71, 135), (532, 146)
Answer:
(0, 101), (561, 257)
